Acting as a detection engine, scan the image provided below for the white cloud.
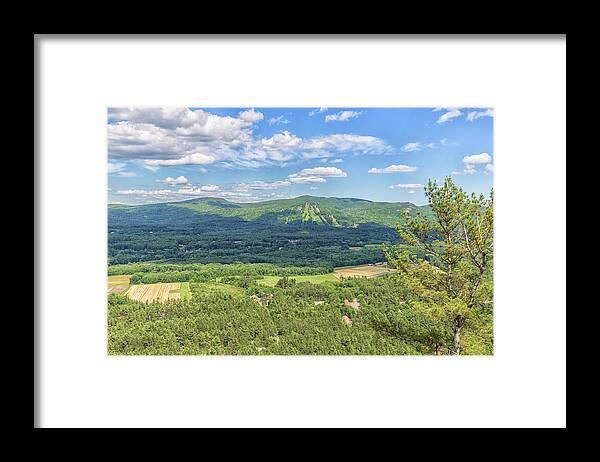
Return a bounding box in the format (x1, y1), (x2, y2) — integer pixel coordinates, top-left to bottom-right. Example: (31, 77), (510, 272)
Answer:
(197, 167), (208, 173)
(453, 153), (492, 175)
(467, 108), (494, 122)
(179, 184), (220, 193)
(108, 107), (392, 169)
(485, 163), (494, 173)
(302, 134), (392, 156)
(308, 107), (327, 116)
(159, 175), (188, 185)
(144, 152), (216, 167)
(463, 152), (492, 165)
(388, 183), (425, 189)
(116, 189), (174, 196)
(426, 142), (436, 149)
(288, 176), (327, 184)
(268, 116), (290, 126)
(108, 107), (209, 129)
(260, 131), (303, 149)
(401, 142), (423, 152)
(436, 108), (462, 124)
(325, 110), (362, 122)
(238, 108), (264, 123)
(368, 164), (417, 174)
(329, 158), (343, 163)
(287, 166), (347, 184)
(234, 180), (291, 191)
(112, 183), (296, 204)
(293, 166), (347, 177)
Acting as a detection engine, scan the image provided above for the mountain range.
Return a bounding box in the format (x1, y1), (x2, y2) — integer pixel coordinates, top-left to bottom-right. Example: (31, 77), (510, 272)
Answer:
(109, 195), (430, 229)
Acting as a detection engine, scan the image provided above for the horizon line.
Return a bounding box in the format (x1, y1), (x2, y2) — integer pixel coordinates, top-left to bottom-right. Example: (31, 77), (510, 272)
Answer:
(107, 194), (428, 207)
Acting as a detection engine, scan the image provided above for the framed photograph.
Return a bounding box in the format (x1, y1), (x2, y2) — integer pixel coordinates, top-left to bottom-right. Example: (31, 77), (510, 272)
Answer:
(35, 35), (566, 428)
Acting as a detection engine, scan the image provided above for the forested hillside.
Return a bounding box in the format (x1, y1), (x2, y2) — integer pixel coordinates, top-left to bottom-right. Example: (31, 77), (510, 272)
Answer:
(108, 196), (430, 266)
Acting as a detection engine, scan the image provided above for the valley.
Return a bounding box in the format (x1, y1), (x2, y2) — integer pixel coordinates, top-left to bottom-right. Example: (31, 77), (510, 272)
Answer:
(108, 196), (429, 267)
(107, 187), (493, 356)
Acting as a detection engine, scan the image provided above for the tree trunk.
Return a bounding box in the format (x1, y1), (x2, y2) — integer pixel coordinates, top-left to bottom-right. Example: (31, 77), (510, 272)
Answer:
(452, 316), (462, 355)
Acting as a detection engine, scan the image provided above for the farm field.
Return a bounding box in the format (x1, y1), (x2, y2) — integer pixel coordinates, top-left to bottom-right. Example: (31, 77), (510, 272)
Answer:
(125, 282), (191, 303)
(334, 264), (396, 279)
(107, 274), (130, 294)
(257, 273), (338, 286)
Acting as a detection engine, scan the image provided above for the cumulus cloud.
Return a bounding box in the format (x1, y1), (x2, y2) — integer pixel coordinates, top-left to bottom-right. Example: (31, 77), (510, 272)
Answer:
(325, 110), (362, 122)
(158, 176), (188, 185)
(144, 152), (216, 167)
(388, 183), (425, 189)
(261, 131), (303, 150)
(436, 108), (462, 124)
(485, 163), (494, 173)
(108, 107), (209, 129)
(463, 152), (492, 165)
(108, 107), (393, 169)
(467, 108), (494, 122)
(287, 166), (347, 184)
(452, 153), (493, 175)
(308, 107), (327, 116)
(368, 164), (417, 174)
(238, 108), (264, 123)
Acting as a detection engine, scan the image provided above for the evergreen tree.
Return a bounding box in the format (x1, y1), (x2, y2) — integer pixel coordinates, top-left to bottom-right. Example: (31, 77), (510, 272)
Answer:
(385, 177), (493, 354)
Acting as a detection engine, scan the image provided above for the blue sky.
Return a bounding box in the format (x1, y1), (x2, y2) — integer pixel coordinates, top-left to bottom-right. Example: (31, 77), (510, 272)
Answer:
(108, 107), (493, 205)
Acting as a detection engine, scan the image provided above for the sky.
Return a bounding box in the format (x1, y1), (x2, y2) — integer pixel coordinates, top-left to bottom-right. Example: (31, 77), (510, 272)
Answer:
(108, 107), (493, 206)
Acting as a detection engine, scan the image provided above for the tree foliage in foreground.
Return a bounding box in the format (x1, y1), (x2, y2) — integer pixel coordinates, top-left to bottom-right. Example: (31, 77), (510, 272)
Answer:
(108, 271), (492, 355)
(384, 176), (493, 355)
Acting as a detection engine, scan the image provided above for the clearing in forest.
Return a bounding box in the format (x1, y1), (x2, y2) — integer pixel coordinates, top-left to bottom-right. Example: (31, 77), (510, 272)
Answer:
(126, 282), (184, 303)
(334, 264), (395, 279)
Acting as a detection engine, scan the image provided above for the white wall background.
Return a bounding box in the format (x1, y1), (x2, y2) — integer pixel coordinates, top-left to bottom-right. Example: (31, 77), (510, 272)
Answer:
(37, 36), (566, 428)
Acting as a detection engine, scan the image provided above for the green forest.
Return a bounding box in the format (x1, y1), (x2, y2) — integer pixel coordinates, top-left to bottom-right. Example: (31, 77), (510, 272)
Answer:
(108, 177), (493, 355)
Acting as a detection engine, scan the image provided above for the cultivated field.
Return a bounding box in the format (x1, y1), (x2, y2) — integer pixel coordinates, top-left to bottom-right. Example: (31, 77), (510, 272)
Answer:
(126, 282), (184, 303)
(107, 274), (130, 294)
(334, 264), (395, 279)
(257, 273), (338, 286)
